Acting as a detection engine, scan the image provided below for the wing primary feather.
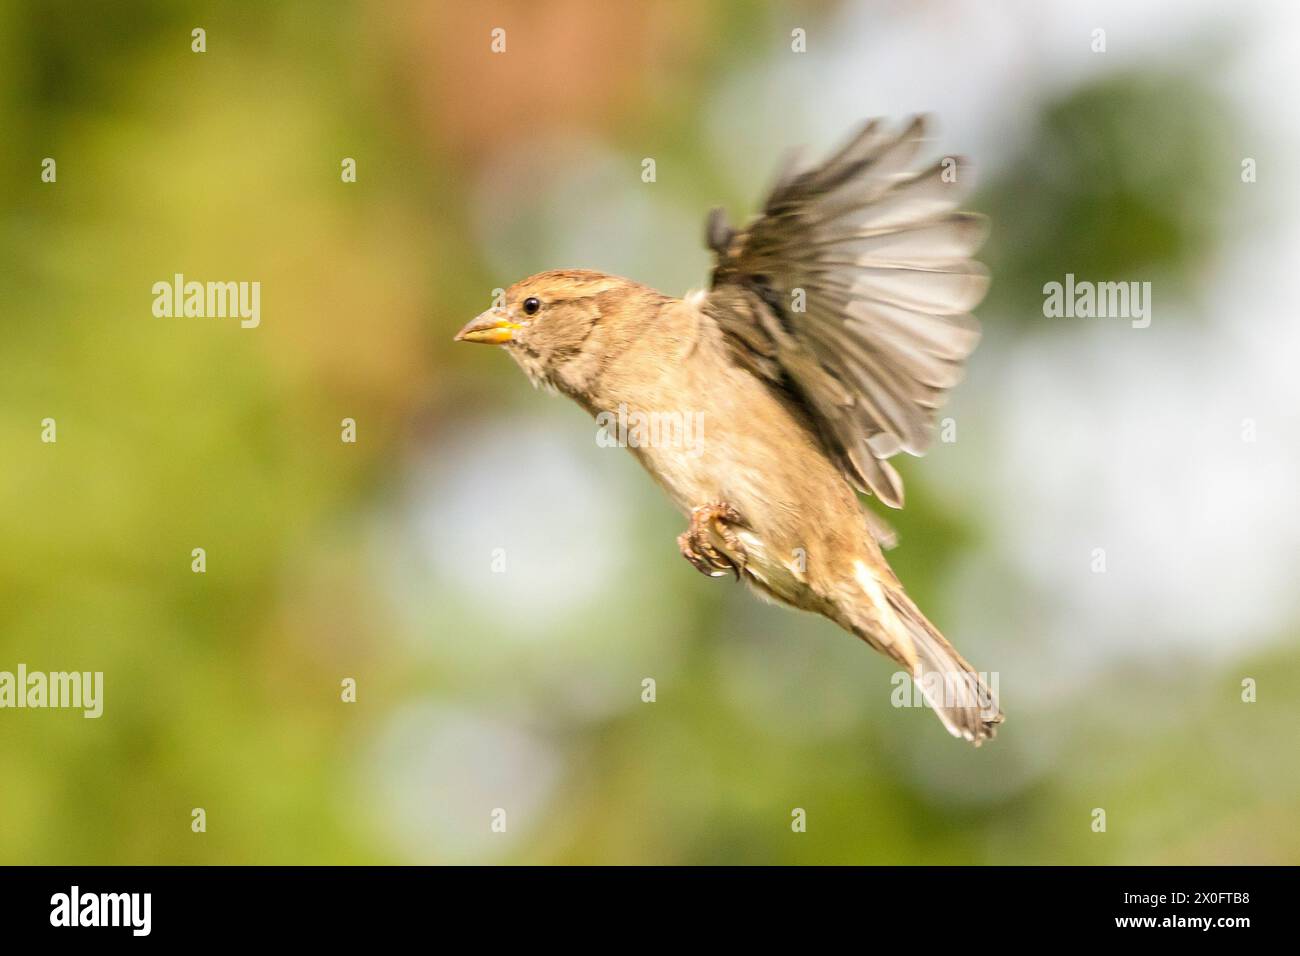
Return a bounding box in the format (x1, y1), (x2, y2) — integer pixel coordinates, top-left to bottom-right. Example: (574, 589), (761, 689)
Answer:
(703, 116), (988, 503)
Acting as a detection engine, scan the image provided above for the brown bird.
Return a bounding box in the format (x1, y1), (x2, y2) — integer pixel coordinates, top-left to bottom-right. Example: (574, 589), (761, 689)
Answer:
(456, 117), (1002, 743)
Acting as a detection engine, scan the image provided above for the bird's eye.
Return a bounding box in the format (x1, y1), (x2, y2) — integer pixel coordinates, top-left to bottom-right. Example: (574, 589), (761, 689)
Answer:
(522, 297), (541, 316)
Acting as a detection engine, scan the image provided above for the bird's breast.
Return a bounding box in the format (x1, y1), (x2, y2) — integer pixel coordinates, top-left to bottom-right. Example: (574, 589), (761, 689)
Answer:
(586, 296), (868, 596)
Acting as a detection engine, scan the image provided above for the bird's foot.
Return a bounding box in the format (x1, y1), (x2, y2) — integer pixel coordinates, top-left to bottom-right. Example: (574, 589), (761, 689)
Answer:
(677, 502), (747, 580)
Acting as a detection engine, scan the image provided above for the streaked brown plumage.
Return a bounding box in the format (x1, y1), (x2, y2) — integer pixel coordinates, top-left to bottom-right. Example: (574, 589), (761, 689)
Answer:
(457, 117), (1002, 743)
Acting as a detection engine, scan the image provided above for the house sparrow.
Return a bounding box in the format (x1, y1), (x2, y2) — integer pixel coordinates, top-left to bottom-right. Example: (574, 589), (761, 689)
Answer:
(456, 117), (1002, 743)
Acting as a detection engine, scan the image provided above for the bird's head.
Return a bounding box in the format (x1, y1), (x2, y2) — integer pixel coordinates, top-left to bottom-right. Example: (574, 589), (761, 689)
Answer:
(455, 269), (653, 392)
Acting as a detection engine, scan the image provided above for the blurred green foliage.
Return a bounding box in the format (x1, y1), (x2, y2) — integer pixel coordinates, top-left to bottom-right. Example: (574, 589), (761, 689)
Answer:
(983, 70), (1238, 324)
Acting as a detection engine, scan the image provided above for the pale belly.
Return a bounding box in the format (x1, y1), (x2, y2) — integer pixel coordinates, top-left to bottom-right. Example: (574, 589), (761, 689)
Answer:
(621, 397), (835, 605)
(589, 296), (865, 609)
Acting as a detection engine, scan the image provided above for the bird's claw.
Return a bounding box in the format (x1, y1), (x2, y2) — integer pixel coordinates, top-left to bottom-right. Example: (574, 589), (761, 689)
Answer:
(678, 502), (747, 580)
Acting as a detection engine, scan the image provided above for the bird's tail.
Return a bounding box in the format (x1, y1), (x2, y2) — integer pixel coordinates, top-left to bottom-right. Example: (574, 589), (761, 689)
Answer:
(845, 563), (1003, 745)
(888, 587), (1002, 744)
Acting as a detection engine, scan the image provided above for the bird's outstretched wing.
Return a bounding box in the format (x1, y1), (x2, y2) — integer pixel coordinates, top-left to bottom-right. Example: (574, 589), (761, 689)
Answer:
(702, 116), (989, 508)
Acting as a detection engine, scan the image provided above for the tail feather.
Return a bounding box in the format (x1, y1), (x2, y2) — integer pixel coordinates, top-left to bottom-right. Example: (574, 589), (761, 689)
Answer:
(887, 589), (1003, 745)
(845, 558), (1004, 744)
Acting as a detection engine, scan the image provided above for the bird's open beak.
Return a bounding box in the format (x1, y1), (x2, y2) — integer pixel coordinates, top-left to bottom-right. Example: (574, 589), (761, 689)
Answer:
(454, 310), (521, 345)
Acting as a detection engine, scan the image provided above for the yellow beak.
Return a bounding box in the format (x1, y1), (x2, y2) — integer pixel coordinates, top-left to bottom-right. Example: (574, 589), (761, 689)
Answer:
(455, 310), (521, 345)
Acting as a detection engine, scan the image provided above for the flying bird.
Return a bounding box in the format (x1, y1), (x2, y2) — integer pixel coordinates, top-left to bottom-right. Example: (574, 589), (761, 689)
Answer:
(456, 117), (1002, 743)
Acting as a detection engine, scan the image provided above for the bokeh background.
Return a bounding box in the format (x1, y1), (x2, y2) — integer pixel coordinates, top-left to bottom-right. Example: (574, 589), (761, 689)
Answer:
(2, 0), (1298, 864)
